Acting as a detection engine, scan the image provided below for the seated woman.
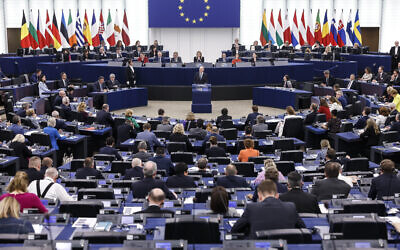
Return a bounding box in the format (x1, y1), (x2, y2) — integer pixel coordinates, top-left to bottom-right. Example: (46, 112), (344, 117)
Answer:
(283, 75), (292, 88)
(208, 186), (239, 217)
(322, 109), (342, 134)
(250, 52), (258, 66)
(149, 46), (158, 58)
(9, 134), (32, 170)
(38, 74), (51, 98)
(194, 51), (204, 63)
(77, 102), (89, 122)
(328, 96), (343, 111)
(275, 106), (302, 136)
(184, 112), (196, 131)
(0, 196), (34, 234)
(316, 139), (331, 161)
(231, 53), (242, 65)
(238, 139), (259, 162)
(360, 118), (380, 157)
(43, 118), (65, 151)
(254, 159), (286, 185)
(169, 123), (193, 151)
(124, 109), (140, 130)
(80, 49), (89, 61)
(25, 109), (40, 129)
(375, 107), (390, 127)
(0, 171), (47, 213)
(318, 98), (332, 121)
(360, 66), (373, 82)
(252, 166), (288, 202)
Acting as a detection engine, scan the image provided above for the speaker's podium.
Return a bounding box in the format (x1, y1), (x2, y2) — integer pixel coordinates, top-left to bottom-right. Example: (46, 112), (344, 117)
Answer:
(191, 84), (212, 113)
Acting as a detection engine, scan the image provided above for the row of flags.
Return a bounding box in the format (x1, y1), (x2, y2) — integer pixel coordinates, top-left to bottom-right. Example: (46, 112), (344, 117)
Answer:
(260, 9), (362, 48)
(21, 9), (131, 50)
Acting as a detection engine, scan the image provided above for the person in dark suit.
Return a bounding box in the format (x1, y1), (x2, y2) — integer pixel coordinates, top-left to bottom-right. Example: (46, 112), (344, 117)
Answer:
(97, 46), (108, 60)
(354, 107), (371, 129)
(149, 46), (158, 58)
(154, 51), (165, 63)
(132, 141), (153, 162)
(60, 97), (72, 121)
(123, 158), (144, 180)
(30, 69), (42, 83)
(106, 73), (121, 89)
(304, 103), (318, 125)
(188, 119), (207, 140)
(205, 136), (226, 158)
(231, 38), (241, 49)
(170, 51), (182, 63)
(280, 171), (320, 213)
(311, 162), (351, 201)
(16, 103), (29, 118)
(9, 134), (32, 170)
(53, 90), (67, 107)
(346, 74), (360, 91)
(390, 69), (400, 85)
(166, 163), (197, 188)
(359, 118), (380, 157)
(9, 116), (24, 135)
(131, 161), (176, 199)
(389, 114), (400, 135)
(117, 119), (136, 145)
(245, 105), (263, 126)
(136, 123), (163, 150)
(75, 157), (104, 179)
(132, 46), (142, 57)
(95, 104), (114, 128)
(126, 59), (136, 87)
(99, 137), (122, 161)
(134, 188), (175, 215)
(56, 72), (70, 89)
(92, 76), (108, 92)
(231, 179), (305, 239)
(168, 123), (193, 151)
(216, 108), (232, 128)
(373, 66), (389, 84)
(216, 164), (249, 188)
(193, 51), (204, 63)
(193, 66), (208, 84)
(321, 70), (336, 87)
(149, 147), (175, 176)
(390, 41), (400, 71)
(368, 159), (400, 200)
(23, 157), (44, 183)
(202, 126), (225, 148)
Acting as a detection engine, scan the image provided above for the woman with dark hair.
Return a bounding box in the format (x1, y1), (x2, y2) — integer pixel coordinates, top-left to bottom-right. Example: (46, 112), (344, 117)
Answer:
(360, 118), (380, 157)
(251, 166), (287, 202)
(318, 98), (332, 121)
(116, 40), (124, 51)
(209, 186), (238, 217)
(360, 66), (373, 82)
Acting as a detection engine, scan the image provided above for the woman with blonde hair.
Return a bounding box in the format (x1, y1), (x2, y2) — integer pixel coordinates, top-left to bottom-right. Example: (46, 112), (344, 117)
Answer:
(169, 123), (193, 151)
(77, 102), (89, 122)
(124, 109), (140, 129)
(9, 134), (32, 169)
(317, 139), (331, 161)
(184, 112), (196, 131)
(0, 171), (47, 213)
(205, 123), (213, 133)
(360, 118), (380, 157)
(275, 106), (301, 136)
(254, 159), (286, 185)
(0, 196), (34, 233)
(252, 166), (288, 201)
(329, 96), (343, 111)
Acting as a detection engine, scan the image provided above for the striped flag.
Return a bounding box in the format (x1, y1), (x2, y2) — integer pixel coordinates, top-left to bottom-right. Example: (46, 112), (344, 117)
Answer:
(122, 10), (130, 46)
(268, 9), (276, 44)
(20, 10), (30, 48)
(283, 9), (291, 44)
(337, 10), (346, 47)
(67, 10), (77, 46)
(91, 10), (100, 47)
(75, 10), (84, 46)
(37, 10), (46, 49)
(259, 9), (268, 46)
(60, 10), (70, 48)
(114, 10), (122, 42)
(291, 9), (299, 47)
(52, 12), (62, 49)
(83, 10), (92, 45)
(345, 10), (354, 46)
(329, 12), (338, 46)
(45, 10), (53, 47)
(353, 10), (362, 45)
(321, 10), (330, 46)
(29, 10), (39, 49)
(275, 9), (284, 47)
(306, 9), (315, 46)
(314, 9), (322, 44)
(99, 10), (105, 43)
(299, 9), (306, 46)
(105, 9), (115, 46)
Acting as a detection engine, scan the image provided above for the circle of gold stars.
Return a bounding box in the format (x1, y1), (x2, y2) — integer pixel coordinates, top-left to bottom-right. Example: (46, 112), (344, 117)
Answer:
(178, 0), (210, 24)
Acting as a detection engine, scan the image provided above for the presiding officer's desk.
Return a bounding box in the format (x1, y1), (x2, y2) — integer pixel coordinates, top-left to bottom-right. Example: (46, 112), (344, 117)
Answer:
(253, 86), (312, 110)
(88, 87), (148, 111)
(0, 55), (55, 76)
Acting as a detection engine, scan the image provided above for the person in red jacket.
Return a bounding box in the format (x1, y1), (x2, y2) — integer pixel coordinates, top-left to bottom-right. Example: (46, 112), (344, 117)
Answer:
(318, 98), (332, 121)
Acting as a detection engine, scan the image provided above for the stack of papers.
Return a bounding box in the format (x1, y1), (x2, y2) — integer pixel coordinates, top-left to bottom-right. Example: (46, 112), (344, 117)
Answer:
(72, 217), (97, 228)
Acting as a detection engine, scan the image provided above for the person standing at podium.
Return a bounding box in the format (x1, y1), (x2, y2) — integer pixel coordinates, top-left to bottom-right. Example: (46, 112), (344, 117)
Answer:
(193, 66), (208, 84)
(126, 59), (136, 87)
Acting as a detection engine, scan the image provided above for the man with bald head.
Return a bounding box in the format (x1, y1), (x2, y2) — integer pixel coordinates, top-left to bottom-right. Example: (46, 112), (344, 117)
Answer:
(216, 164), (249, 188)
(134, 188), (174, 215)
(123, 158), (144, 180)
(193, 66), (208, 84)
(53, 90), (66, 107)
(391, 41), (400, 71)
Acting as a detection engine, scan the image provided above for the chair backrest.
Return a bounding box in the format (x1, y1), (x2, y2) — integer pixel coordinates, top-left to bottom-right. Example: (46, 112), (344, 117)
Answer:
(30, 132), (52, 147)
(220, 120), (234, 129)
(353, 101), (362, 116)
(282, 118), (304, 139)
(205, 141), (227, 150)
(63, 179), (98, 189)
(340, 122), (353, 132)
(171, 152), (194, 164)
(315, 114), (326, 123)
(336, 110), (348, 120)
(280, 150), (303, 163)
(167, 142), (187, 153)
(70, 159), (85, 171)
(0, 147), (14, 156)
(275, 161), (295, 176)
(344, 104), (353, 118)
(111, 161), (132, 175)
(93, 154), (116, 162)
(237, 140), (259, 151)
(247, 156), (273, 164)
(256, 229), (312, 244)
(221, 128), (237, 140)
(0, 129), (14, 142)
(59, 201), (104, 218)
(254, 130), (273, 139)
(343, 157), (369, 172)
(148, 120), (161, 131)
(379, 131), (399, 144)
(153, 130), (171, 139)
(20, 118), (35, 129)
(273, 139), (294, 151)
(77, 188), (115, 200)
(233, 162), (256, 177)
(207, 157), (231, 165)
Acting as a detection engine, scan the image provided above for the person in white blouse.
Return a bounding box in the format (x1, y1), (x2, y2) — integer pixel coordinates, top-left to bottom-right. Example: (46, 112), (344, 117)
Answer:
(360, 67), (373, 82)
(375, 107), (390, 127)
(28, 167), (73, 202)
(329, 96), (343, 111)
(38, 74), (51, 98)
(275, 106), (302, 136)
(283, 75), (292, 88)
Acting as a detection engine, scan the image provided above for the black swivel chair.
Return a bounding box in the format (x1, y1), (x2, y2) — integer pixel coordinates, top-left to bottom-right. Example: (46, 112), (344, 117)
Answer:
(171, 152), (194, 164)
(273, 139), (294, 151)
(280, 150), (303, 163)
(221, 128), (237, 140)
(77, 188), (115, 200)
(233, 162), (256, 177)
(166, 142), (187, 153)
(275, 161), (295, 176)
(111, 161), (131, 175)
(343, 157), (369, 172)
(282, 118), (304, 140)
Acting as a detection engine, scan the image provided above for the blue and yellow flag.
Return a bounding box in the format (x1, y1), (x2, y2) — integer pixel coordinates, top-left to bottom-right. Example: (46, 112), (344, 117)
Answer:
(353, 10), (362, 46)
(321, 10), (330, 46)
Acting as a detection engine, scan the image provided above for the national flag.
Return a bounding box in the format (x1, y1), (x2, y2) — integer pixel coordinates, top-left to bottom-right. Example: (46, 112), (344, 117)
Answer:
(299, 10), (307, 46)
(268, 9), (276, 44)
(275, 9), (284, 47)
(321, 10), (330, 46)
(291, 9), (299, 47)
(353, 10), (362, 45)
(99, 10), (105, 42)
(283, 9), (291, 44)
(105, 9), (115, 46)
(314, 9), (322, 44)
(67, 10), (77, 46)
(345, 10), (353, 46)
(83, 10), (92, 45)
(60, 10), (70, 48)
(337, 10), (346, 47)
(306, 9), (315, 46)
(329, 13), (338, 46)
(259, 9), (268, 46)
(52, 12), (62, 49)
(45, 10), (53, 47)
(29, 10), (39, 49)
(114, 10), (122, 42)
(122, 9), (130, 46)
(75, 10), (84, 46)
(91, 10), (100, 47)
(20, 10), (30, 48)
(37, 10), (46, 49)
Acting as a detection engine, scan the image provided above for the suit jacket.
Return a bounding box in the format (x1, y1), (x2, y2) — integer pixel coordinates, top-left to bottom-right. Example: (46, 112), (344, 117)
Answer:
(322, 76), (336, 87)
(245, 112), (263, 126)
(168, 133), (193, 151)
(134, 205), (174, 215)
(231, 197), (305, 239)
(123, 166), (144, 180)
(131, 177), (175, 199)
(188, 127), (207, 140)
(374, 72), (389, 83)
(99, 146), (122, 161)
(57, 79), (70, 89)
(390, 75), (400, 85)
(390, 121), (400, 135)
(106, 79), (121, 88)
(166, 174), (197, 188)
(117, 123), (136, 144)
(311, 178), (351, 201)
(346, 80), (360, 92)
(193, 72), (209, 84)
(216, 175), (248, 188)
(279, 189), (321, 214)
(75, 167), (104, 179)
(216, 115), (232, 127)
(304, 111), (318, 125)
(53, 95), (63, 107)
(205, 146), (226, 158)
(368, 173), (400, 200)
(9, 124), (24, 135)
(193, 57), (205, 63)
(92, 81), (108, 92)
(136, 131), (162, 150)
(149, 155), (175, 176)
(170, 57), (182, 63)
(16, 109), (27, 118)
(354, 115), (369, 129)
(10, 142), (32, 169)
(95, 110), (114, 127)
(125, 67), (136, 86)
(132, 151), (153, 162)
(390, 46), (400, 59)
(252, 123), (269, 133)
(24, 168), (44, 183)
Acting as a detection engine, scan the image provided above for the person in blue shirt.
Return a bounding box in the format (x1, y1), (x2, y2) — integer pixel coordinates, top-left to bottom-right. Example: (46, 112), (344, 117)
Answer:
(149, 147), (175, 176)
(99, 137), (122, 161)
(30, 69), (42, 83)
(245, 105), (263, 126)
(43, 118), (65, 150)
(136, 123), (162, 150)
(354, 107), (371, 129)
(9, 115), (24, 135)
(336, 90), (347, 107)
(202, 126), (225, 148)
(0, 196), (34, 234)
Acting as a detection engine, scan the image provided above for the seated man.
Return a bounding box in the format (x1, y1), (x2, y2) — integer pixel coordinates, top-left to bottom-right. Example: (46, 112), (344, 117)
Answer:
(239, 126), (255, 140)
(149, 147), (175, 176)
(189, 157), (215, 176)
(252, 115), (268, 133)
(205, 136), (226, 158)
(189, 119), (207, 140)
(304, 103), (318, 125)
(216, 164), (249, 188)
(60, 97), (72, 121)
(75, 157), (104, 179)
(335, 90), (347, 107)
(368, 159), (400, 200)
(321, 70), (335, 87)
(245, 105), (263, 126)
(106, 73), (120, 89)
(354, 107), (371, 129)
(202, 126), (225, 148)
(96, 104), (114, 128)
(51, 111), (67, 130)
(132, 141), (153, 162)
(24, 156), (44, 183)
(216, 108), (232, 128)
(231, 179), (305, 239)
(9, 115), (24, 135)
(136, 123), (162, 150)
(134, 188), (175, 215)
(99, 137), (122, 161)
(117, 119), (136, 145)
(16, 103), (29, 118)
(130, 161), (176, 199)
(156, 116), (173, 132)
(123, 158), (144, 180)
(166, 162), (197, 188)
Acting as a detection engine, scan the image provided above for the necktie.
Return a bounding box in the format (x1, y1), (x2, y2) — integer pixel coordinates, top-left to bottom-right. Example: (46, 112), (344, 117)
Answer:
(347, 81), (352, 89)
(200, 73), (203, 79)
(100, 83), (103, 91)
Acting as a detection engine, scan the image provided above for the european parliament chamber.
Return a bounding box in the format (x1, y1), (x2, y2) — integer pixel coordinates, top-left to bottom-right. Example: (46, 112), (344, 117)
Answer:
(1, 0), (400, 249)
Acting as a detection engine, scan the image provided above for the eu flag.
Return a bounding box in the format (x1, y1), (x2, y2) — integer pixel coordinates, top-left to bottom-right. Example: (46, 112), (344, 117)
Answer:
(148, 0), (240, 28)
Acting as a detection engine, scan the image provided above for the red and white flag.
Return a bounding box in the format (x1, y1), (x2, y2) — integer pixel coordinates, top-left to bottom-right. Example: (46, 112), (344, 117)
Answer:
(45, 10), (53, 47)
(91, 10), (100, 47)
(99, 10), (105, 43)
(122, 10), (130, 46)
(299, 9), (307, 46)
(306, 9), (315, 46)
(283, 9), (291, 44)
(37, 10), (46, 49)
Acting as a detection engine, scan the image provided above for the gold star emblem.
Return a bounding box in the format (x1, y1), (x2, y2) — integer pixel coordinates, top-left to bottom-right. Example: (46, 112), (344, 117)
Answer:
(192, 19), (196, 23)
(180, 12), (184, 16)
(206, 5), (210, 10)
(180, 0), (184, 2)
(185, 18), (189, 22)
(204, 12), (208, 17)
(199, 17), (203, 22)
(178, 5), (182, 10)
